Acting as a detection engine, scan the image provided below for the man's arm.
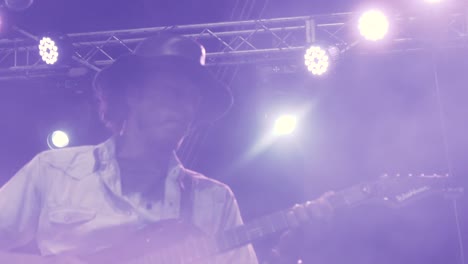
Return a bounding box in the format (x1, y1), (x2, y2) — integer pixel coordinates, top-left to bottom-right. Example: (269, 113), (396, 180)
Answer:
(0, 156), (42, 252)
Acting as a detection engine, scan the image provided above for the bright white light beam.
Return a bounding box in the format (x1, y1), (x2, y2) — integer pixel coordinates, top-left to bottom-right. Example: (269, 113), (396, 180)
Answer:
(273, 114), (297, 136)
(358, 9), (390, 41)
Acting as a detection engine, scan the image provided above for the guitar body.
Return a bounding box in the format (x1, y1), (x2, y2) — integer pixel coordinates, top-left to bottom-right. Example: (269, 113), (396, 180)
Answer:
(82, 219), (208, 264)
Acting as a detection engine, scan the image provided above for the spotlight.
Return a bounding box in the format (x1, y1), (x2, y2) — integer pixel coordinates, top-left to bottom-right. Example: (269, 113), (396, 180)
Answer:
(273, 114), (297, 136)
(304, 45), (339, 76)
(37, 34), (73, 65)
(47, 130), (69, 149)
(304, 46), (329, 76)
(358, 9), (390, 41)
(0, 6), (12, 36)
(39, 37), (59, 65)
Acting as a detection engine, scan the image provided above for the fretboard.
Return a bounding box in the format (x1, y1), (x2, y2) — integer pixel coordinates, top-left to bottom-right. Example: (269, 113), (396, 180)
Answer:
(216, 210), (292, 252)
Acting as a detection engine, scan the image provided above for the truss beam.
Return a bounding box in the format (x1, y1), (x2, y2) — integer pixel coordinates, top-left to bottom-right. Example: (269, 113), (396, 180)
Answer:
(0, 11), (466, 80)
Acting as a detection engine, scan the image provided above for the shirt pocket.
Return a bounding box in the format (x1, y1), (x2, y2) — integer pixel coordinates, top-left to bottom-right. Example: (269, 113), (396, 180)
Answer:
(48, 206), (97, 226)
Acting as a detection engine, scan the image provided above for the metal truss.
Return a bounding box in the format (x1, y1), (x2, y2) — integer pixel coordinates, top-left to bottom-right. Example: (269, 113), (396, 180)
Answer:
(0, 11), (467, 80)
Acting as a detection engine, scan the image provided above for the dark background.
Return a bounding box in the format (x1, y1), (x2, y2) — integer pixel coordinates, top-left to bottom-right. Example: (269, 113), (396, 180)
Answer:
(1, 0), (467, 263)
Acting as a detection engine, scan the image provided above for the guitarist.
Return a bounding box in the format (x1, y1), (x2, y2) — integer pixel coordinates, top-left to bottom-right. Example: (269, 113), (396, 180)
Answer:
(0, 34), (259, 263)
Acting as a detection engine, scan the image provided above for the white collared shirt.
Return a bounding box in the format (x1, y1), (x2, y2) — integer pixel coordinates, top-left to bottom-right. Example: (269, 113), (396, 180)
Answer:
(0, 138), (258, 263)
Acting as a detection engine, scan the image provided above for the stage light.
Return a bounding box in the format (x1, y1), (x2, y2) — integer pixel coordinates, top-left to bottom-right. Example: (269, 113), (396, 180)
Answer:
(37, 34), (73, 66)
(47, 130), (69, 149)
(273, 114), (297, 135)
(39, 37), (59, 65)
(358, 9), (389, 41)
(0, 7), (9, 35)
(304, 46), (330, 76)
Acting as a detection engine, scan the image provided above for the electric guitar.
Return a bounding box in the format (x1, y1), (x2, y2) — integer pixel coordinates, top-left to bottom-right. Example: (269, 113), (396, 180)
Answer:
(80, 174), (462, 264)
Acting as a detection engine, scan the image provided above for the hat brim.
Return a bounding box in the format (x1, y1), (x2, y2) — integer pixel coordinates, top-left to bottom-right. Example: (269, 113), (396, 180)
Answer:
(94, 54), (233, 123)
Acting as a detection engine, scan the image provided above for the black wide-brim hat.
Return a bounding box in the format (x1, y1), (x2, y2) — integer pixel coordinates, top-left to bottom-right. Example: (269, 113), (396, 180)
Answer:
(93, 34), (233, 123)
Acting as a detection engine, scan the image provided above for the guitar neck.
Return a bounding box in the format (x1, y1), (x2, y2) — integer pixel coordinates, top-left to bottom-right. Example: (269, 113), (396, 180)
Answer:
(216, 210), (292, 252)
(216, 183), (374, 252)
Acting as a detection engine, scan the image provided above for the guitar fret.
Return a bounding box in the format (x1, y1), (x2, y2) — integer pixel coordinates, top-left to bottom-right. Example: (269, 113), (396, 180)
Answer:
(217, 210), (292, 253)
(248, 225), (265, 239)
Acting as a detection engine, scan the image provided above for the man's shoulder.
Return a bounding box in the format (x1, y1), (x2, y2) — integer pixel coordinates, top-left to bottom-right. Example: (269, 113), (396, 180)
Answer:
(183, 168), (235, 198)
(34, 144), (100, 180)
(36, 145), (96, 165)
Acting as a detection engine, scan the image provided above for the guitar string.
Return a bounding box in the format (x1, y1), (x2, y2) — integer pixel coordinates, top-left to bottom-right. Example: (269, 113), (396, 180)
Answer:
(431, 52), (465, 264)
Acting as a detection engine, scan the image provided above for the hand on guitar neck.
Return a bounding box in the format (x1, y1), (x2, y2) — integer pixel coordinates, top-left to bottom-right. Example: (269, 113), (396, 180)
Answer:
(267, 191), (336, 264)
(302, 191), (335, 222)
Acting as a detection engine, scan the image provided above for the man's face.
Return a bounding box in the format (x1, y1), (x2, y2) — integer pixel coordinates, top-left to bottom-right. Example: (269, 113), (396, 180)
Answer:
(127, 71), (201, 150)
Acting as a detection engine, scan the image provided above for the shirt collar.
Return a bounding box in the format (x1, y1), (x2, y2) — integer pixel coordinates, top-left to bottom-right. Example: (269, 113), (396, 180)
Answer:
(93, 137), (186, 195)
